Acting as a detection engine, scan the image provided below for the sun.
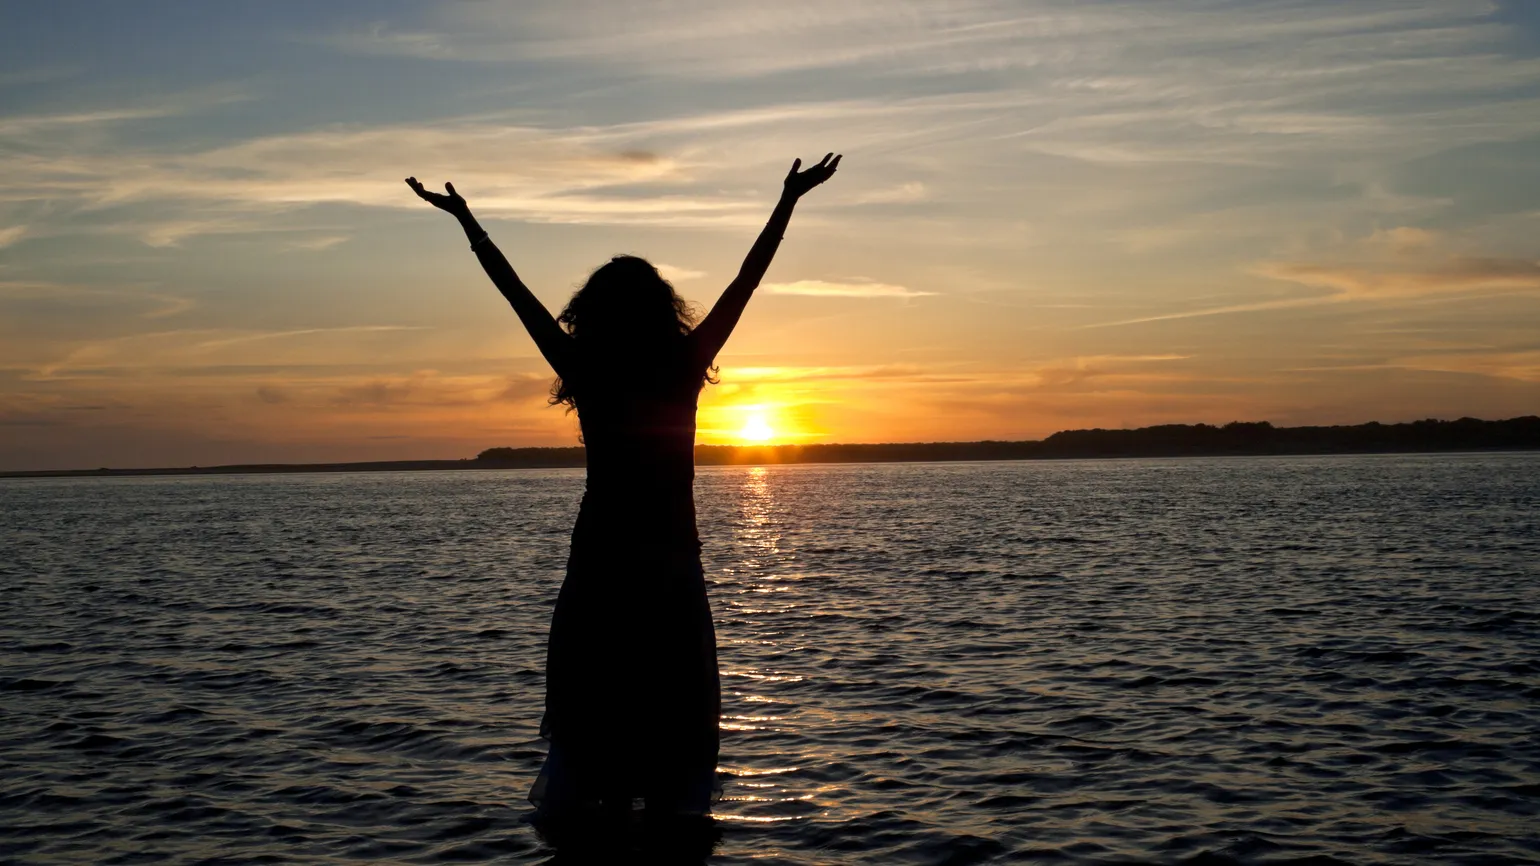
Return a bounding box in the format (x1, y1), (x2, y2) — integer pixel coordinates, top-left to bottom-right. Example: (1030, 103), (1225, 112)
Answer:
(738, 414), (775, 442)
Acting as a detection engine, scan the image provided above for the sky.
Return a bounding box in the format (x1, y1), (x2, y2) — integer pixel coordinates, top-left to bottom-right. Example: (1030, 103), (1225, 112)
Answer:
(2, 0), (1538, 470)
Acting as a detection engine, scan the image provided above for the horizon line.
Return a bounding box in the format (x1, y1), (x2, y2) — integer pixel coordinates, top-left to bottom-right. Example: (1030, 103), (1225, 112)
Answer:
(4, 415), (1536, 478)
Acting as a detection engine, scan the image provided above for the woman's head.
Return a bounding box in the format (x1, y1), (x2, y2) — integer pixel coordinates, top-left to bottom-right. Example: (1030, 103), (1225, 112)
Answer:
(557, 256), (695, 343)
(550, 255), (707, 407)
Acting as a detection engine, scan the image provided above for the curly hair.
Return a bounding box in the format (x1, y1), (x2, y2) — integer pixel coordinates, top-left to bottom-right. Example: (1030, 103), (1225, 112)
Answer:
(550, 255), (717, 409)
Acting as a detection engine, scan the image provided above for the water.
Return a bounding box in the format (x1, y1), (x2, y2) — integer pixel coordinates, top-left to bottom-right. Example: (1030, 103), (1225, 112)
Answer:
(2, 454), (1538, 864)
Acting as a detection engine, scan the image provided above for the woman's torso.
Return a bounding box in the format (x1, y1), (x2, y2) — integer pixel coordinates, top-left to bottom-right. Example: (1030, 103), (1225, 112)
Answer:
(568, 339), (705, 558)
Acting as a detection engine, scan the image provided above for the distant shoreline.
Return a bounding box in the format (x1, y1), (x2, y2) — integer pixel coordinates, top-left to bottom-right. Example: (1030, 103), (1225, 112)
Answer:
(4, 416), (1536, 479)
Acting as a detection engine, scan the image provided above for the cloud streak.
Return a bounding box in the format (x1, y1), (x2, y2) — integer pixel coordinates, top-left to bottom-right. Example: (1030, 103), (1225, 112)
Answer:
(765, 279), (931, 298)
(1259, 257), (1540, 298)
(0, 119), (781, 239)
(1083, 233), (1540, 330)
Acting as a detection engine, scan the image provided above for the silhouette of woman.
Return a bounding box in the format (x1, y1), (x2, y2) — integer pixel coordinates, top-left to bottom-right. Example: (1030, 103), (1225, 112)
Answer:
(405, 154), (841, 820)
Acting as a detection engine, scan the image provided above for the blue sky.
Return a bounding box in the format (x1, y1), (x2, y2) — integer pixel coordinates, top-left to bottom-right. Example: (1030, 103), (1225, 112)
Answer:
(2, 1), (1538, 469)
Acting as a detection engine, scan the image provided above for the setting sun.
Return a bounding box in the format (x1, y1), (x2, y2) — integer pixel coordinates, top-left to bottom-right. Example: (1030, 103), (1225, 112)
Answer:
(739, 414), (775, 442)
(697, 397), (815, 446)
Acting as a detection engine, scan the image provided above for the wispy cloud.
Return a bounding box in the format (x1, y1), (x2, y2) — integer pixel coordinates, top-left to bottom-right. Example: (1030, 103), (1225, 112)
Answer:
(850, 182), (927, 205)
(0, 119), (779, 237)
(1077, 255), (1540, 331)
(1393, 348), (1540, 382)
(0, 280), (196, 320)
(1083, 224), (1540, 329)
(722, 364), (933, 384)
(285, 235), (349, 252)
(0, 107), (188, 135)
(0, 66), (81, 88)
(765, 279), (931, 298)
(0, 85), (251, 136)
(1077, 295), (1339, 329)
(315, 22), (460, 61)
(322, 1), (1540, 164)
(191, 326), (427, 351)
(655, 263), (706, 282)
(1258, 257), (1540, 298)
(28, 325), (429, 379)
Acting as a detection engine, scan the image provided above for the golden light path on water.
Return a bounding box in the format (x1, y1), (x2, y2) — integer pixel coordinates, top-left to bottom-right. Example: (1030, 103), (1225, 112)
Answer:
(713, 465), (831, 825)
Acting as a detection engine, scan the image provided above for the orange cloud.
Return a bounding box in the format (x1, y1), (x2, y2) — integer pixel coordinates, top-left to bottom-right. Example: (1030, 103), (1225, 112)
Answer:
(1392, 349), (1540, 383)
(1258, 257), (1540, 299)
(764, 279), (931, 298)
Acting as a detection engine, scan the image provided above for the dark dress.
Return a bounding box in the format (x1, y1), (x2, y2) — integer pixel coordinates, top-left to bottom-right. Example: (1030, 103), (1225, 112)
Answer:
(528, 337), (721, 814)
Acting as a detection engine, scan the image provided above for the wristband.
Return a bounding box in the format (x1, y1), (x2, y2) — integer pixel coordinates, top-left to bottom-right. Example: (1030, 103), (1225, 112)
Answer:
(470, 232), (490, 248)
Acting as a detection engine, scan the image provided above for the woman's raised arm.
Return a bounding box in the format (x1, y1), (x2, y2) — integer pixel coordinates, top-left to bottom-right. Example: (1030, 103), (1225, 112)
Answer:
(692, 154), (841, 369)
(405, 178), (575, 378)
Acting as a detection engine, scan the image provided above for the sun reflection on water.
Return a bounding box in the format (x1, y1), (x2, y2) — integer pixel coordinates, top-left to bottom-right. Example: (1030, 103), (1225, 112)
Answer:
(715, 465), (836, 824)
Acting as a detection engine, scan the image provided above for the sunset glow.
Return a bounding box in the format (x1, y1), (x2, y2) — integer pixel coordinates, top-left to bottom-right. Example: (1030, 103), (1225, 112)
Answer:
(2, 3), (1539, 470)
(738, 415), (775, 443)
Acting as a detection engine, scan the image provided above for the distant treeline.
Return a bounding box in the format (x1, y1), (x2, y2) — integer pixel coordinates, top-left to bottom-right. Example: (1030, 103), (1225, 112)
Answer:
(1030, 415), (1540, 459)
(475, 416), (1540, 467)
(5, 416), (1536, 478)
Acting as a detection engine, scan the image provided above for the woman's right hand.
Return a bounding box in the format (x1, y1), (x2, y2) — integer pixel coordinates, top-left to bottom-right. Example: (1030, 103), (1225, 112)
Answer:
(405, 177), (470, 218)
(783, 153), (842, 199)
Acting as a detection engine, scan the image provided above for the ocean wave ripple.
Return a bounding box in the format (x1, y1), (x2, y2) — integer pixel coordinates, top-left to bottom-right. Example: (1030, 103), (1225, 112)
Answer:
(2, 454), (1538, 864)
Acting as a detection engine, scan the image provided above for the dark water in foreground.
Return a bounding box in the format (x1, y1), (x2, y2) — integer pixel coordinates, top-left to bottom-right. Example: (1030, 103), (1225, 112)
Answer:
(2, 454), (1539, 865)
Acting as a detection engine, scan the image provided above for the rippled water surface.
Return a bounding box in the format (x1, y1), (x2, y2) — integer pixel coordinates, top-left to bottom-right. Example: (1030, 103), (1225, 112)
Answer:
(3, 454), (1539, 864)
